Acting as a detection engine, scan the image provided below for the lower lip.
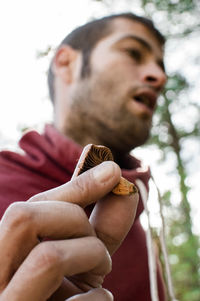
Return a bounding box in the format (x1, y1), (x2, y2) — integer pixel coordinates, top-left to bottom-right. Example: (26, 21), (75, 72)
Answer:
(127, 98), (154, 118)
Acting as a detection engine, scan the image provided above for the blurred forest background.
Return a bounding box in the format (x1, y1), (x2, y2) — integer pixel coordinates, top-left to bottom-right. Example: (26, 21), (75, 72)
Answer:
(0, 0), (200, 300)
(93, 0), (200, 300)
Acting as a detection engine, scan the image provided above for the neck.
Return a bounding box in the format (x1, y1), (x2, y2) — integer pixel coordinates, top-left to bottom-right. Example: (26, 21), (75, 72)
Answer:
(112, 151), (133, 169)
(54, 122), (132, 167)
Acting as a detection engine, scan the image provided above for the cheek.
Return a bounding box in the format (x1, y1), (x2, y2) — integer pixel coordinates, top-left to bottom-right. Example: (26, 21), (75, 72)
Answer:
(91, 64), (129, 97)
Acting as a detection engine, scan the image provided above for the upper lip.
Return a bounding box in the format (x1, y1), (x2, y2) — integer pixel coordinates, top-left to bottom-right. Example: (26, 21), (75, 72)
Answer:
(132, 89), (158, 110)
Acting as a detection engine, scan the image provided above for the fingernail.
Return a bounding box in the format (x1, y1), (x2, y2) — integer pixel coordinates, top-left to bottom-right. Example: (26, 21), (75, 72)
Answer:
(93, 162), (115, 183)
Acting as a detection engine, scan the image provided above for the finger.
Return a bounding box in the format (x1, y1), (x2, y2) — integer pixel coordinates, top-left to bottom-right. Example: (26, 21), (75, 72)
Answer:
(0, 201), (94, 289)
(90, 191), (139, 255)
(29, 161), (121, 208)
(2, 237), (111, 301)
(67, 288), (113, 301)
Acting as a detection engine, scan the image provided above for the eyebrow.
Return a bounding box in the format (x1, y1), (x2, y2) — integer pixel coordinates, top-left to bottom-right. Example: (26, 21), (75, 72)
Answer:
(116, 34), (152, 51)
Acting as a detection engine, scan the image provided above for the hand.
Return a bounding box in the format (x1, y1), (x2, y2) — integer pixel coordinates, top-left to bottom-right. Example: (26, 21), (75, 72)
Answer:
(0, 162), (138, 300)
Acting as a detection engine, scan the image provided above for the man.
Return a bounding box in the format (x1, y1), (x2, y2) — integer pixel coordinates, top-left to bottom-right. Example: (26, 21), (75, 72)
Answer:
(0, 13), (167, 300)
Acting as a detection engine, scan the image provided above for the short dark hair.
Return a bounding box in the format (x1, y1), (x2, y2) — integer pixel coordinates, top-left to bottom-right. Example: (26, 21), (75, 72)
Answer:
(48, 13), (165, 103)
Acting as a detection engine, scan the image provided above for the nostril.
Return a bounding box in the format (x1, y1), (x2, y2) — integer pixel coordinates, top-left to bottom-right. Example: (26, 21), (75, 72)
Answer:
(146, 76), (156, 82)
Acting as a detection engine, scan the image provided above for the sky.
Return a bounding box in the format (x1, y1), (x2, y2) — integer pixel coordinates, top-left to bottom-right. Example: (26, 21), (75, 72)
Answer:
(0, 0), (96, 142)
(0, 0), (199, 234)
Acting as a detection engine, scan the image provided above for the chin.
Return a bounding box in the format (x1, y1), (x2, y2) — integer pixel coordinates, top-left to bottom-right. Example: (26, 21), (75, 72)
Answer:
(109, 134), (149, 155)
(124, 127), (151, 150)
(95, 121), (151, 154)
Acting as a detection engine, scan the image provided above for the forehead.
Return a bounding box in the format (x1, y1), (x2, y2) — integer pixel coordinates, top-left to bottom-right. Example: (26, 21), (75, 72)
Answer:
(93, 18), (164, 58)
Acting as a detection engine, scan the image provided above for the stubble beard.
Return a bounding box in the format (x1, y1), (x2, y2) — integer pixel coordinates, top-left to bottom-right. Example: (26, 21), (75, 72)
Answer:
(65, 77), (152, 154)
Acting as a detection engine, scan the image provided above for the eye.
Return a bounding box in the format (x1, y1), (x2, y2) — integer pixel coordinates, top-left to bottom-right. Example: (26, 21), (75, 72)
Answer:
(126, 49), (142, 61)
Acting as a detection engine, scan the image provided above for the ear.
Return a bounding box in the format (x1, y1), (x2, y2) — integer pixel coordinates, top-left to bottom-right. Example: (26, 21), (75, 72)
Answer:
(52, 45), (79, 84)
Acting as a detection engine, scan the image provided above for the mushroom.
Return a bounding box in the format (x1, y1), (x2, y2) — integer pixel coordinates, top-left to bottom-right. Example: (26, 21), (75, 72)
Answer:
(72, 144), (138, 196)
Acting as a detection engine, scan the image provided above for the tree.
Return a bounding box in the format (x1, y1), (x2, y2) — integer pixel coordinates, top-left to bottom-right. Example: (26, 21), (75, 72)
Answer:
(91, 0), (200, 300)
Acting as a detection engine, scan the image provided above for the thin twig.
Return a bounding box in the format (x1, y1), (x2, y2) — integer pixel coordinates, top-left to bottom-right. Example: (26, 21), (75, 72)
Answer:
(151, 175), (178, 301)
(136, 179), (159, 301)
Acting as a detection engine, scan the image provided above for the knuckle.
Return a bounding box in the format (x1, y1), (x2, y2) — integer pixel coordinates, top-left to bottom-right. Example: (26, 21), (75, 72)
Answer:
(101, 289), (114, 301)
(2, 202), (33, 231)
(30, 242), (62, 274)
(89, 237), (112, 274)
(74, 175), (91, 197)
(67, 288), (113, 301)
(94, 237), (107, 256)
(96, 288), (113, 301)
(76, 164), (102, 192)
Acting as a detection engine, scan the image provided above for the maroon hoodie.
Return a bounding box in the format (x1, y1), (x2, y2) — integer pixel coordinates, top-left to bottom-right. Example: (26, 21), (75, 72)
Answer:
(0, 124), (165, 300)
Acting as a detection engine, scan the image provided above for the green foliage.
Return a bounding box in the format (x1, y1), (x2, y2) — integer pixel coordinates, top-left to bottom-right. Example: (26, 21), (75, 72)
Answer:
(167, 233), (200, 300)
(91, 0), (200, 299)
(143, 1), (200, 299)
(142, 0), (196, 14)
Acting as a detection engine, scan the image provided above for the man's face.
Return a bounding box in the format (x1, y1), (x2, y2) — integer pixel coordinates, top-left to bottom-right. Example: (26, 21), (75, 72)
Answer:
(65, 18), (167, 154)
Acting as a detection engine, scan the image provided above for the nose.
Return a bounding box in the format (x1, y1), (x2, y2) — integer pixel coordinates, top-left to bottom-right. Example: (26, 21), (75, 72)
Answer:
(140, 62), (167, 91)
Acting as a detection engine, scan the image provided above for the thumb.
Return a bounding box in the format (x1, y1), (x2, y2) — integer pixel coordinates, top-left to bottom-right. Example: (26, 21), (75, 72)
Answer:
(28, 162), (121, 208)
(90, 191), (139, 255)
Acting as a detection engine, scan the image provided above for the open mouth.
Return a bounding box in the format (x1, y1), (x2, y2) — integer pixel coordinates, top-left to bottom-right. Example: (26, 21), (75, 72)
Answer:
(134, 95), (151, 107)
(133, 92), (157, 110)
